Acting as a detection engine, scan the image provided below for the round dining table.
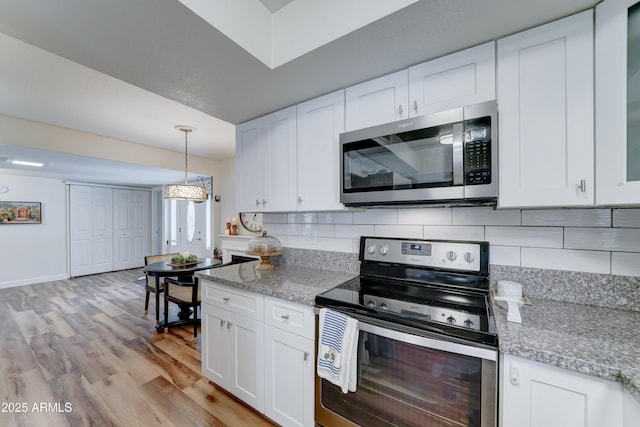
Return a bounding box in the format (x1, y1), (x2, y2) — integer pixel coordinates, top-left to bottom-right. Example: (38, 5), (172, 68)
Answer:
(143, 257), (221, 330)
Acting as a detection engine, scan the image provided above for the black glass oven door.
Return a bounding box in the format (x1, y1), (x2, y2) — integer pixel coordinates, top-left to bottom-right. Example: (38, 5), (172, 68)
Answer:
(318, 321), (497, 427)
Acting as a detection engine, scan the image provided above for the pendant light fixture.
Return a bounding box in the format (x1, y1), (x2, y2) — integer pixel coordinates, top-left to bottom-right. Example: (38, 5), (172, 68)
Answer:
(163, 125), (208, 202)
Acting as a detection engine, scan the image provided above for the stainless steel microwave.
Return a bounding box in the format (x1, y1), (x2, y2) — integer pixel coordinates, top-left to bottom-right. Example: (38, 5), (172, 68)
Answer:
(340, 101), (497, 207)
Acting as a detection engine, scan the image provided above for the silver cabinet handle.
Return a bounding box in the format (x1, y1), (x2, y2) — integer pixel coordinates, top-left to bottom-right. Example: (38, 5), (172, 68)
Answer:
(255, 199), (260, 207)
(223, 297), (230, 303)
(220, 319), (226, 327)
(297, 196), (303, 204)
(262, 198), (267, 206)
(413, 100), (418, 112)
(281, 314), (290, 320)
(398, 104), (403, 116)
(579, 179), (586, 193)
(227, 322), (232, 330)
(304, 351), (309, 362)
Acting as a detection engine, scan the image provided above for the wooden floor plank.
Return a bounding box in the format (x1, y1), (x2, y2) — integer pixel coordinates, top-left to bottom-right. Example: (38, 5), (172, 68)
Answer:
(60, 334), (118, 384)
(29, 333), (78, 381)
(0, 331), (39, 377)
(5, 368), (71, 427)
(13, 310), (48, 340)
(182, 378), (275, 427)
(139, 375), (225, 427)
(48, 370), (118, 427)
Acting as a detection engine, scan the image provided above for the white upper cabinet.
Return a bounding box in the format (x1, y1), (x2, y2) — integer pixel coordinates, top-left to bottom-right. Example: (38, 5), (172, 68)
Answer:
(236, 117), (263, 212)
(296, 90), (345, 211)
(345, 70), (408, 131)
(408, 41), (496, 117)
(262, 106), (298, 212)
(596, 0), (640, 205)
(236, 106), (297, 212)
(498, 10), (594, 208)
(345, 43), (496, 132)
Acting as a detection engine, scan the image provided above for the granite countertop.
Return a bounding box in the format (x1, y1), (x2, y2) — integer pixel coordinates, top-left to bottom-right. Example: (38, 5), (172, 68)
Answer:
(492, 296), (640, 402)
(196, 260), (357, 306)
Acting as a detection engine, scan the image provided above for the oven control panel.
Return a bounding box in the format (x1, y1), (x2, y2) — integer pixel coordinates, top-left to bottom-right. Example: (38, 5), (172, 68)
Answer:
(362, 237), (483, 273)
(363, 294), (482, 331)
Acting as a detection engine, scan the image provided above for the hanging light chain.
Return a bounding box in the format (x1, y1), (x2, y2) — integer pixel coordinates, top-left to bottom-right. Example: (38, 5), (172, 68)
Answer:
(181, 127), (193, 185)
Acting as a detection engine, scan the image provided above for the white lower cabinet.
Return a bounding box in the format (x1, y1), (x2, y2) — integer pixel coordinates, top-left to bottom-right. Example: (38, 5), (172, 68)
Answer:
(500, 354), (628, 427)
(202, 301), (265, 412)
(265, 324), (314, 427)
(202, 281), (316, 427)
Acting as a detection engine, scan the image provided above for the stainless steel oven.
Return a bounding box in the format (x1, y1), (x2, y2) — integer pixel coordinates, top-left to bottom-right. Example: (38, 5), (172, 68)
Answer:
(315, 237), (498, 427)
(340, 101), (497, 207)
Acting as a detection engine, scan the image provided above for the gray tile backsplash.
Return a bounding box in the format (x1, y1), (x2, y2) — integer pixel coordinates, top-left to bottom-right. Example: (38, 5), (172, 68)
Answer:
(264, 206), (640, 278)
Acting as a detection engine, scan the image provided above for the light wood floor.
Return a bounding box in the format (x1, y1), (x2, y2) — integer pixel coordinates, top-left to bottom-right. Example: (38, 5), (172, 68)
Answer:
(0, 268), (276, 427)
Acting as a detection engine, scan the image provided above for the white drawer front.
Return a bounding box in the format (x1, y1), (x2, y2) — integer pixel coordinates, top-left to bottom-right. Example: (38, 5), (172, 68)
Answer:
(203, 280), (263, 320)
(264, 296), (315, 339)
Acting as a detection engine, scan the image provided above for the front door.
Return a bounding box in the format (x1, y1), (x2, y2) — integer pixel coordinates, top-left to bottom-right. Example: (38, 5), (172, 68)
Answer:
(163, 199), (209, 257)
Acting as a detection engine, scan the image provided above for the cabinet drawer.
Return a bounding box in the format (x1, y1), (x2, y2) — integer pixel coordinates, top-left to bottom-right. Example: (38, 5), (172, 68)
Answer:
(264, 296), (315, 339)
(202, 280), (264, 320)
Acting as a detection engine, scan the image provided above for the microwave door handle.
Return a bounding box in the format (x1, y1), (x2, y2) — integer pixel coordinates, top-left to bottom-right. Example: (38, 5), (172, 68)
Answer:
(452, 122), (464, 185)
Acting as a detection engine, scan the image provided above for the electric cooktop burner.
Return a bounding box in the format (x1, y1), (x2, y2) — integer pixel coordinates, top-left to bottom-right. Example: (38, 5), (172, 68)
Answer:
(315, 236), (497, 347)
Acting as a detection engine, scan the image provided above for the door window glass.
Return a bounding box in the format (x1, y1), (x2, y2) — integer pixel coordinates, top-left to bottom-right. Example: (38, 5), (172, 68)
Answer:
(186, 201), (195, 243)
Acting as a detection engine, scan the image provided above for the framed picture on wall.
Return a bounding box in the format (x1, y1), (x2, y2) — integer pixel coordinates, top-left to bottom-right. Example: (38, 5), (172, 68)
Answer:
(0, 201), (42, 224)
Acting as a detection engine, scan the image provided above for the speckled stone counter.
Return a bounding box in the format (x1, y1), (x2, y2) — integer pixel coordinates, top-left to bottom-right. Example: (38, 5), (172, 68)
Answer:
(492, 296), (640, 402)
(196, 260), (357, 306)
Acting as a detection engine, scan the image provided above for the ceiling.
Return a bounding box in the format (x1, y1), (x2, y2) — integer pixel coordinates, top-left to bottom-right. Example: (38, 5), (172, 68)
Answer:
(0, 0), (599, 186)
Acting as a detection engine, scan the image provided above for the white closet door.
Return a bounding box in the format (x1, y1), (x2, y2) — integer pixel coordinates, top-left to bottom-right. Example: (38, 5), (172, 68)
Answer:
(69, 185), (113, 276)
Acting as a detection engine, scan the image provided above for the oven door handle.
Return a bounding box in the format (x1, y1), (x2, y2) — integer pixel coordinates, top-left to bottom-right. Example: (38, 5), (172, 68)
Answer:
(317, 306), (497, 361)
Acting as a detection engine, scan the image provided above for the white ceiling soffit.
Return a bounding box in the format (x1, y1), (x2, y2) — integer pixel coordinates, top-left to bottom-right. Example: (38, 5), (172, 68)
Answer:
(0, 142), (198, 187)
(178, 0), (421, 69)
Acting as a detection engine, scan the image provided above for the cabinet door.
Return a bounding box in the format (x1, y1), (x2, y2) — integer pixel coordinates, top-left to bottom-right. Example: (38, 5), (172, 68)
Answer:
(201, 303), (226, 384)
(596, 0), (640, 205)
(262, 106), (297, 212)
(345, 70), (409, 131)
(501, 354), (623, 427)
(201, 303), (264, 412)
(264, 326), (315, 427)
(408, 41), (495, 117)
(228, 310), (265, 412)
(498, 10), (594, 207)
(297, 90), (345, 211)
(236, 117), (264, 212)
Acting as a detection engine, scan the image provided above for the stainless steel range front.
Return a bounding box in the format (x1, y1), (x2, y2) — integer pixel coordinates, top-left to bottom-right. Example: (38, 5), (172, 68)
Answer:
(315, 236), (497, 427)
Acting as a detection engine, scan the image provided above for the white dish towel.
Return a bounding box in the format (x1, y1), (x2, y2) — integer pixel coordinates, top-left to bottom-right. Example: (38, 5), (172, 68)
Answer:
(317, 308), (359, 394)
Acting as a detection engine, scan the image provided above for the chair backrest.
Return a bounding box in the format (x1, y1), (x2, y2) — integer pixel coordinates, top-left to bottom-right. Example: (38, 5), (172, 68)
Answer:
(144, 253), (179, 267)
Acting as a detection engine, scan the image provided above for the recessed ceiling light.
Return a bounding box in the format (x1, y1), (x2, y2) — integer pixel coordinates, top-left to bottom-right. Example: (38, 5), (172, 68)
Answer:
(10, 160), (46, 167)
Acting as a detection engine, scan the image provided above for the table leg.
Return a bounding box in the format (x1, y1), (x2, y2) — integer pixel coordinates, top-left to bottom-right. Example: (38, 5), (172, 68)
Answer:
(155, 276), (161, 327)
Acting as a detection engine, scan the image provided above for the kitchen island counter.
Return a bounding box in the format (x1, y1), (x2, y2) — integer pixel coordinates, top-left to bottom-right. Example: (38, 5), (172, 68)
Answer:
(196, 260), (357, 306)
(492, 295), (640, 403)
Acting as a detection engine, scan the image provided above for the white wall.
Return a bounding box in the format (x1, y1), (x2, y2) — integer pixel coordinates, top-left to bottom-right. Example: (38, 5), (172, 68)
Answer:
(262, 207), (640, 277)
(0, 173), (67, 288)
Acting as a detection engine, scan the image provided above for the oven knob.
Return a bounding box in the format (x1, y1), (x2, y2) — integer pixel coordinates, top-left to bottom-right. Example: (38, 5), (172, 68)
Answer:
(367, 244), (376, 254)
(379, 245), (389, 256)
(379, 303), (388, 310)
(367, 300), (376, 307)
(446, 316), (456, 325)
(446, 251), (457, 261)
(464, 319), (474, 328)
(464, 252), (475, 263)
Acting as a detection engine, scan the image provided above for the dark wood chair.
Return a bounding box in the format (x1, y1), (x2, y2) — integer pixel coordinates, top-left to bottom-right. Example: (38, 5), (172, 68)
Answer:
(143, 253), (179, 317)
(163, 276), (201, 342)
